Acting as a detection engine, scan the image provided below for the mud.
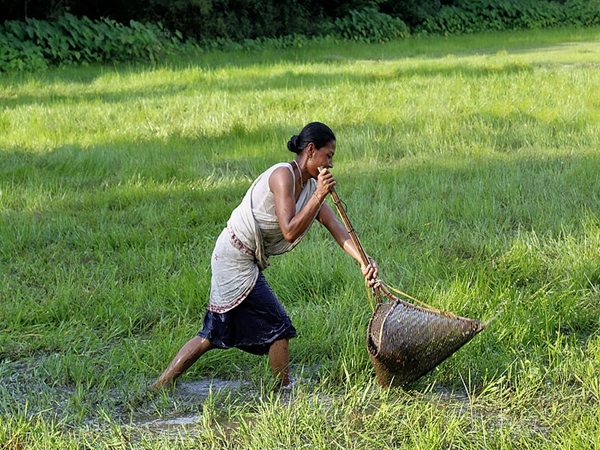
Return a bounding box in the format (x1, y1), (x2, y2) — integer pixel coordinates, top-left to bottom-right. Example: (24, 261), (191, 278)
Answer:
(173, 378), (243, 400)
(131, 378), (245, 433)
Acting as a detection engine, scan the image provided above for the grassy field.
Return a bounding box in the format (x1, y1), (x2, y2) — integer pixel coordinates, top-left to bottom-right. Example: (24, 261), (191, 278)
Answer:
(1, 26), (600, 448)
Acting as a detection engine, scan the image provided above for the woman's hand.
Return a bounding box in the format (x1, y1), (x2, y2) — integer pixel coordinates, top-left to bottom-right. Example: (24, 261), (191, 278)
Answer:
(361, 256), (379, 287)
(314, 167), (336, 202)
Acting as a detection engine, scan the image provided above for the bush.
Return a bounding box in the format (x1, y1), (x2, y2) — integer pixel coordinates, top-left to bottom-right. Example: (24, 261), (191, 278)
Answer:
(0, 31), (48, 72)
(334, 7), (409, 43)
(563, 0), (600, 26)
(422, 0), (600, 35)
(0, 13), (185, 72)
(379, 0), (442, 29)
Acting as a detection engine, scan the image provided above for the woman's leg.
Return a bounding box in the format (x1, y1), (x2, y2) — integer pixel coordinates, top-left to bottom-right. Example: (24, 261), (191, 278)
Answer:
(151, 336), (214, 389)
(269, 338), (290, 385)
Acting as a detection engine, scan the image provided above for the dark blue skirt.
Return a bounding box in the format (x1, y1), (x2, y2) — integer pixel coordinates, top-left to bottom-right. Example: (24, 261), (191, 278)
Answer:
(198, 272), (297, 355)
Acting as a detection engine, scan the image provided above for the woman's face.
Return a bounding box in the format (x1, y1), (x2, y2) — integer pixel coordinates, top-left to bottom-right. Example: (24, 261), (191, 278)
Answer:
(310, 140), (336, 172)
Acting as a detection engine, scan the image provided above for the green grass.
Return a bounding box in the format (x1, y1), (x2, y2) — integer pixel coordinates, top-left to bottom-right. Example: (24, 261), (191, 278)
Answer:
(2, 26), (600, 448)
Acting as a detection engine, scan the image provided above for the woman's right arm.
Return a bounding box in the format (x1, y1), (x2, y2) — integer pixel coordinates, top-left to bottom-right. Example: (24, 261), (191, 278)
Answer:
(269, 167), (333, 243)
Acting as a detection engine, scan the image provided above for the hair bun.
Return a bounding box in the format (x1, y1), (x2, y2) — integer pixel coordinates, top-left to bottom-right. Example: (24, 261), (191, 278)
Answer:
(287, 135), (300, 154)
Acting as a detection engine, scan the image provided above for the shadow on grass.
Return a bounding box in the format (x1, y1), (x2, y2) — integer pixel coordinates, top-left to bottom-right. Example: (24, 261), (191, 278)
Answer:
(2, 116), (599, 241)
(0, 59), (546, 110)
(2, 27), (599, 108)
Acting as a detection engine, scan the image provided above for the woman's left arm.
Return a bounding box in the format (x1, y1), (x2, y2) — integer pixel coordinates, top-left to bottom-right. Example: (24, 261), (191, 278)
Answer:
(318, 203), (379, 286)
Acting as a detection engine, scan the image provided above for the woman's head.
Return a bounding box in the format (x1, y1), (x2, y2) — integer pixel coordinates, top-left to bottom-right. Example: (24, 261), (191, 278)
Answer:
(287, 122), (336, 155)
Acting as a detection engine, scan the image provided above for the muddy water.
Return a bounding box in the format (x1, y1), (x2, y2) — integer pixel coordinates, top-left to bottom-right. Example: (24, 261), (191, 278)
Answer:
(132, 378), (244, 433)
(173, 378), (243, 400)
(130, 368), (319, 434)
(2, 357), (316, 437)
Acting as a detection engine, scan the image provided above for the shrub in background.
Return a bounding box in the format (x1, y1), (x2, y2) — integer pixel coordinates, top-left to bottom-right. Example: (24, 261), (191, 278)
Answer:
(562, 0), (600, 26)
(379, 0), (443, 29)
(422, 0), (600, 34)
(0, 13), (184, 72)
(334, 7), (409, 43)
(0, 29), (47, 72)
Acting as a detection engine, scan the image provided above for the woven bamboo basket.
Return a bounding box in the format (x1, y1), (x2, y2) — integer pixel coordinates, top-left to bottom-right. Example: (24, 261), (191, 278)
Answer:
(366, 285), (487, 387)
(325, 172), (488, 388)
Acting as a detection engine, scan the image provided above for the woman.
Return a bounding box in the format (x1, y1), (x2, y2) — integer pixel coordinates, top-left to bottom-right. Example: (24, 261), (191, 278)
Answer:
(151, 122), (378, 389)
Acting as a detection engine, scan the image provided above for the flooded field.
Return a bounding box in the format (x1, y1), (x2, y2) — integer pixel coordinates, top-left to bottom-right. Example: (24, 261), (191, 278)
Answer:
(129, 378), (246, 440)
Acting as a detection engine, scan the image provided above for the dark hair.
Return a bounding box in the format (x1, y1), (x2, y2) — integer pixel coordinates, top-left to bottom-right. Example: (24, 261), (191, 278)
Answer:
(287, 122), (336, 154)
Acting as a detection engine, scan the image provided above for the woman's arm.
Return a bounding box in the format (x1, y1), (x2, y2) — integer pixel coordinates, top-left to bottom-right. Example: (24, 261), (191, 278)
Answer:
(270, 166), (335, 243)
(317, 203), (379, 286)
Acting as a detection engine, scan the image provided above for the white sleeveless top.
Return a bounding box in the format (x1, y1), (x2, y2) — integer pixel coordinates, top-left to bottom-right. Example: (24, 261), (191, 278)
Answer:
(208, 163), (320, 313)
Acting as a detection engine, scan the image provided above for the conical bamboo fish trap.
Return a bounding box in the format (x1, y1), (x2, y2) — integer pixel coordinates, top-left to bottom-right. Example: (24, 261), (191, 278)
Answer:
(366, 284), (487, 387)
(325, 172), (488, 387)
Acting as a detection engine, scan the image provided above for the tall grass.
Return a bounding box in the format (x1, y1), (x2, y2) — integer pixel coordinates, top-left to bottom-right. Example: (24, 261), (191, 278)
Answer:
(1, 26), (600, 447)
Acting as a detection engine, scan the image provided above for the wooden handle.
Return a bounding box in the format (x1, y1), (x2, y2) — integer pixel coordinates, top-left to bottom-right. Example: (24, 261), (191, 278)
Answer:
(319, 167), (370, 267)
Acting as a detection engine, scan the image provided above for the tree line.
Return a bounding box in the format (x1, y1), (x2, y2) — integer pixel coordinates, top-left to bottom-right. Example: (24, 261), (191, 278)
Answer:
(1, 0), (448, 41)
(2, 0), (598, 72)
(3, 1), (599, 43)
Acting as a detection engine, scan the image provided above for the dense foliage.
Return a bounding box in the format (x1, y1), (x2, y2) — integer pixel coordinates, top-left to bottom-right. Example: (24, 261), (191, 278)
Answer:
(423, 0), (600, 35)
(0, 13), (184, 72)
(1, 0), (599, 71)
(2, 0), (432, 40)
(334, 7), (410, 42)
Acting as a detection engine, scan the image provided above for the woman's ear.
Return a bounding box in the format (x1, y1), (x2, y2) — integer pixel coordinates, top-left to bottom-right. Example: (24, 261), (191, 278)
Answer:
(306, 142), (315, 160)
